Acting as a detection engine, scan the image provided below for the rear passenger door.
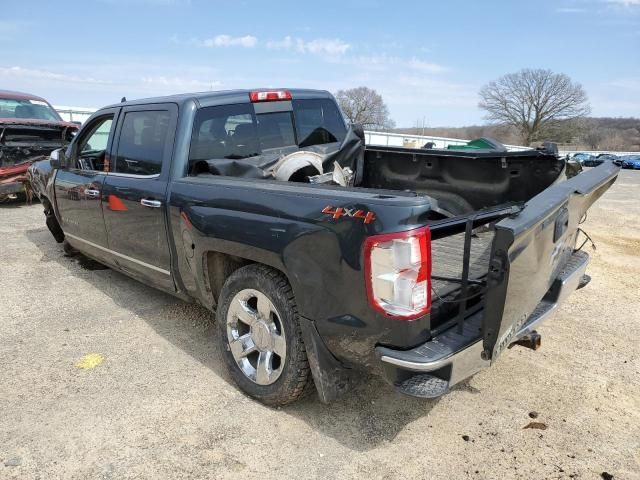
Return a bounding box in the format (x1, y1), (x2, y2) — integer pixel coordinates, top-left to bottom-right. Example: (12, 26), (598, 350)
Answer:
(102, 104), (178, 291)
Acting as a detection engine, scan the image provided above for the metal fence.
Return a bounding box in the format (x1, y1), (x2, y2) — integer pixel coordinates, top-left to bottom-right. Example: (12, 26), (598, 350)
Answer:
(364, 131), (531, 152)
(53, 106), (97, 124)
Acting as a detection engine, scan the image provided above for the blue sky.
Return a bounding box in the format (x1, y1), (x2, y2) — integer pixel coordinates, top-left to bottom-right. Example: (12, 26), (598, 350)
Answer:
(1, 0), (639, 126)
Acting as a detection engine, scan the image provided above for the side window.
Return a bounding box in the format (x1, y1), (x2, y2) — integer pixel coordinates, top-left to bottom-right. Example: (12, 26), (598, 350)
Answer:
(76, 116), (114, 171)
(114, 110), (170, 176)
(189, 104), (258, 163)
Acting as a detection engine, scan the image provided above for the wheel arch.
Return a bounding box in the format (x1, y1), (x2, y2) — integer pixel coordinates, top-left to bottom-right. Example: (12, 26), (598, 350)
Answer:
(201, 249), (295, 310)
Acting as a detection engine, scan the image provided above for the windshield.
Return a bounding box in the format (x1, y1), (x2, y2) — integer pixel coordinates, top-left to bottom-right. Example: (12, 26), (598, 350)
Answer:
(189, 98), (347, 161)
(0, 97), (62, 121)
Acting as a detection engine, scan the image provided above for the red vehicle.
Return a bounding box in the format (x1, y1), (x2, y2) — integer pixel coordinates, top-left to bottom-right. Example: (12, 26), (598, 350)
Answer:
(0, 89), (78, 201)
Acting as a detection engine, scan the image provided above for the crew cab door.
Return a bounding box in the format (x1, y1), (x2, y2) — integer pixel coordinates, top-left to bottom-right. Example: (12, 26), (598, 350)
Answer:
(54, 109), (118, 261)
(101, 104), (178, 291)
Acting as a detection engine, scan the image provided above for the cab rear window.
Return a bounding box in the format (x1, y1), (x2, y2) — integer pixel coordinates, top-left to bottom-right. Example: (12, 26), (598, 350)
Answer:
(189, 98), (346, 162)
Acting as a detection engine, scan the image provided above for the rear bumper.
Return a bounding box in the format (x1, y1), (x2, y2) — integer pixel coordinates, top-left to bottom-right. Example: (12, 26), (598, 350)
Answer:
(376, 250), (589, 387)
(0, 182), (25, 196)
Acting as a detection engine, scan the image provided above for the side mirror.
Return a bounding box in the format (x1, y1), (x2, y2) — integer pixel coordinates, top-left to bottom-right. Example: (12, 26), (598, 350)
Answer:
(49, 148), (66, 169)
(351, 123), (365, 142)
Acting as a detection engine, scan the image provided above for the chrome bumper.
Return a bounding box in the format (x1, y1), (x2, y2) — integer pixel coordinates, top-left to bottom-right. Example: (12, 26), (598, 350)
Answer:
(377, 251), (590, 387)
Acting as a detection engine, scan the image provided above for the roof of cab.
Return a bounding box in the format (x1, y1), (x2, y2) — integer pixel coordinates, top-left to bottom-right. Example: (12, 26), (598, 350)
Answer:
(0, 89), (52, 103)
(102, 88), (334, 110)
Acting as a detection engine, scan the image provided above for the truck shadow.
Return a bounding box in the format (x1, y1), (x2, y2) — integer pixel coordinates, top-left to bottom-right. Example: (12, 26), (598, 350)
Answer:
(25, 227), (476, 452)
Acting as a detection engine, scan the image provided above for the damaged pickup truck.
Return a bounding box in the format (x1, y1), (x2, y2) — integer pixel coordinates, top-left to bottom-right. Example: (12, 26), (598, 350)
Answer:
(29, 89), (619, 405)
(0, 90), (78, 201)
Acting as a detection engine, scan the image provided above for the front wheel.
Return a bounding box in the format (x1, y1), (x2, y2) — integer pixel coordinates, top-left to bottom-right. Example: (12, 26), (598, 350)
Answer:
(216, 264), (313, 405)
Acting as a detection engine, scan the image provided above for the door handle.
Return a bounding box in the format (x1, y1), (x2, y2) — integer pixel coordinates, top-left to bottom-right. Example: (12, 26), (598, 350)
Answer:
(84, 189), (100, 198)
(141, 198), (162, 208)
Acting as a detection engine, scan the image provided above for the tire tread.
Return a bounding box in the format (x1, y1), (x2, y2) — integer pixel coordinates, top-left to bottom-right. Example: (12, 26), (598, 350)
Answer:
(217, 264), (314, 405)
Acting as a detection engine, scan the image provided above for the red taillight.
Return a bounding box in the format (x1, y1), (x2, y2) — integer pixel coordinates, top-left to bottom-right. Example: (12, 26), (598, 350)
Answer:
(364, 226), (431, 320)
(249, 90), (292, 102)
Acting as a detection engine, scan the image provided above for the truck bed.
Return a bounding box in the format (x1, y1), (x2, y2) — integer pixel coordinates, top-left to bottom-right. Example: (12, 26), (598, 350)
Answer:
(361, 145), (565, 216)
(431, 229), (494, 297)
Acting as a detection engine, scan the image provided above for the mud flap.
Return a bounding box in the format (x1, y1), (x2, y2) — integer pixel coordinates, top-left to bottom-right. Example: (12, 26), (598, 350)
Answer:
(482, 163), (619, 362)
(299, 317), (352, 403)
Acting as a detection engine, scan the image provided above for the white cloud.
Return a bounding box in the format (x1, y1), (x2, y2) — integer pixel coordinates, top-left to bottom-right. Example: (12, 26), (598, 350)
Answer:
(0, 64), (223, 104)
(266, 36), (296, 50)
(267, 36), (351, 56)
(203, 34), (257, 48)
(405, 58), (449, 74)
(607, 0), (640, 5)
(0, 65), (109, 85)
(303, 38), (351, 56)
(343, 54), (448, 74)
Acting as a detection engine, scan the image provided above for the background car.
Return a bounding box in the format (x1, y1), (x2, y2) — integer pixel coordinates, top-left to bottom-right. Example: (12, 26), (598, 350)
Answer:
(583, 153), (620, 167)
(572, 152), (593, 164)
(0, 90), (78, 201)
(621, 155), (640, 170)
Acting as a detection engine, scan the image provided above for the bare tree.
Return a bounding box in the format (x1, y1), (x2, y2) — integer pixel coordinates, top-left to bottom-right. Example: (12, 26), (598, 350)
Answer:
(479, 69), (590, 146)
(582, 128), (604, 150)
(335, 86), (395, 130)
(600, 131), (626, 151)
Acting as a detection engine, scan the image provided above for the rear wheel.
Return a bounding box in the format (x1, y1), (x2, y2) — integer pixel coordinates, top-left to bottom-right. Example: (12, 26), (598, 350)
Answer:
(216, 264), (313, 405)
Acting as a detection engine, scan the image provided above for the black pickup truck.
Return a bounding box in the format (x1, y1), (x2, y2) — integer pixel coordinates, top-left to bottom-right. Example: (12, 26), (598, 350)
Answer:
(29, 89), (619, 405)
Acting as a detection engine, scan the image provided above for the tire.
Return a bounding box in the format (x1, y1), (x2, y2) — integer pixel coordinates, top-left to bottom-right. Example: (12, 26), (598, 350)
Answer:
(216, 264), (313, 406)
(62, 240), (79, 257)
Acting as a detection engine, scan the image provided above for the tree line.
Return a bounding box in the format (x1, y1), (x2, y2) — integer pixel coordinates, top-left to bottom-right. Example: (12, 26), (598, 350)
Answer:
(335, 69), (639, 151)
(395, 117), (640, 151)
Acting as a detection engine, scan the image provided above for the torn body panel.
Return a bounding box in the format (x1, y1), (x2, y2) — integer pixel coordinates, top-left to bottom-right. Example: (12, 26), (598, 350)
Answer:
(0, 122), (77, 201)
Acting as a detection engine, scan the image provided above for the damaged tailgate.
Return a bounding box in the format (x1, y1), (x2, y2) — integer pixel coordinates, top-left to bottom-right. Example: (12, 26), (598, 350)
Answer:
(482, 162), (619, 361)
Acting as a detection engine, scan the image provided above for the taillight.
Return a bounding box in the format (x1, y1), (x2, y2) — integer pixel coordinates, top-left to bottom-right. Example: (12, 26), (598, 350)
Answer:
(249, 90), (292, 102)
(364, 226), (431, 320)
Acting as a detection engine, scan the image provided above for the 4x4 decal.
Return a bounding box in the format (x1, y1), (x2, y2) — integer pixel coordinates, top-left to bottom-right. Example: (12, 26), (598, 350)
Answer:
(322, 206), (376, 224)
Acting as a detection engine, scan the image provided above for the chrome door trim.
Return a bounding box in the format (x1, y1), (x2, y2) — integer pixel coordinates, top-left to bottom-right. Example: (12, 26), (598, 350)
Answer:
(65, 233), (171, 275)
(107, 172), (161, 179)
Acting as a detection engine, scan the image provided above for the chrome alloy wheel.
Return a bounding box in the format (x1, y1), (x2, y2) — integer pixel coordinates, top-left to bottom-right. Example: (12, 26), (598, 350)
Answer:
(226, 289), (286, 385)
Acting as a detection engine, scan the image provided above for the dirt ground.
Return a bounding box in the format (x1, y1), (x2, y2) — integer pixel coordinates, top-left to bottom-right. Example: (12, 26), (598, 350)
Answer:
(1, 170), (638, 480)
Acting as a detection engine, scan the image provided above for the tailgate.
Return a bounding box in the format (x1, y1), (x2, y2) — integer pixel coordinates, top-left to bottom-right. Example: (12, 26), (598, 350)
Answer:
(482, 162), (619, 361)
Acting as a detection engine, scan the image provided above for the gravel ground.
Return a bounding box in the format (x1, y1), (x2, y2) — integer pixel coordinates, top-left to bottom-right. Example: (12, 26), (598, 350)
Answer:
(1, 170), (639, 480)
